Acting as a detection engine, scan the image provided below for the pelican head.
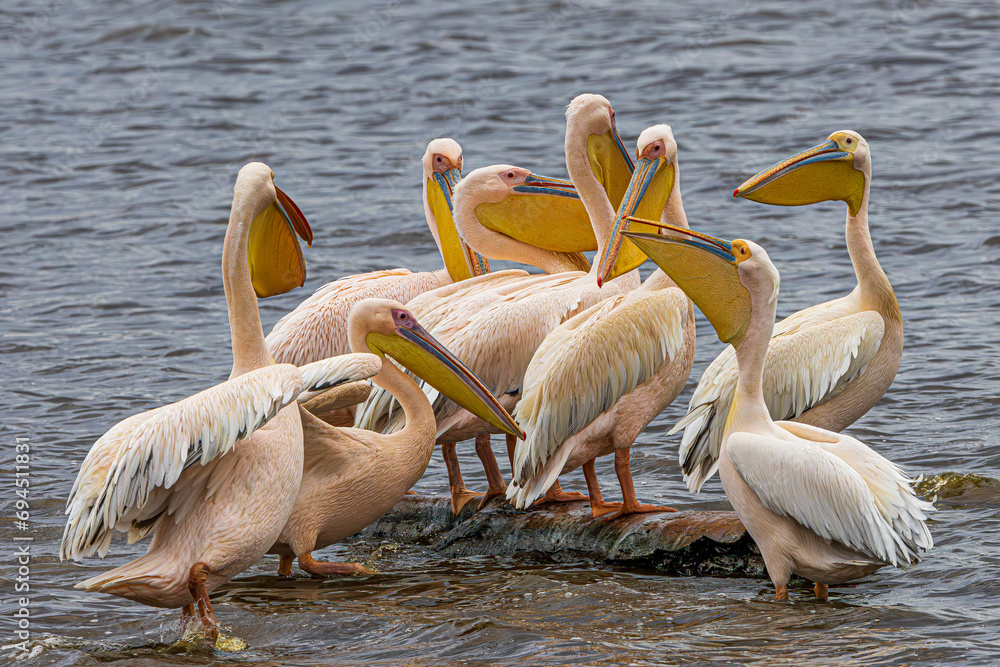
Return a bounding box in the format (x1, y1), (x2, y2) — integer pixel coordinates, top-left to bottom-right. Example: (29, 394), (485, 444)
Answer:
(565, 93), (635, 210)
(420, 138), (490, 280)
(455, 164), (598, 258)
(624, 224), (778, 349)
(734, 130), (870, 217)
(236, 162), (313, 298)
(349, 298), (524, 438)
(596, 124), (680, 285)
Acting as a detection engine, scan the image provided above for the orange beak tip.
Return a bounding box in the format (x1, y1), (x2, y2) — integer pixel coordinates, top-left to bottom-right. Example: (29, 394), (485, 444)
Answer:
(596, 275), (604, 288)
(733, 188), (740, 198)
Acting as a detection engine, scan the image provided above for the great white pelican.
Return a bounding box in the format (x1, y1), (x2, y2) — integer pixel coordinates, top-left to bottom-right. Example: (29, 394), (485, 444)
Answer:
(507, 125), (696, 519)
(626, 223), (932, 601)
(356, 93), (647, 514)
(677, 131), (903, 494)
(264, 139), (491, 371)
(60, 163), (380, 639)
(270, 298), (523, 576)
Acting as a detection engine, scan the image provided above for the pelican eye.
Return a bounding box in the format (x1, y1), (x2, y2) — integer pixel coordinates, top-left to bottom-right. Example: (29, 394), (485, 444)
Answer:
(845, 138), (853, 144)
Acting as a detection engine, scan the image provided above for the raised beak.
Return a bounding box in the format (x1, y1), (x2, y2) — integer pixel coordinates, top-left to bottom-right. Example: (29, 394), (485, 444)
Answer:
(428, 169), (492, 281)
(734, 138), (865, 216)
(622, 225), (752, 347)
(275, 185), (313, 247)
(475, 172), (598, 254)
(366, 319), (524, 439)
(595, 155), (676, 286)
(587, 121), (636, 211)
(247, 186), (311, 298)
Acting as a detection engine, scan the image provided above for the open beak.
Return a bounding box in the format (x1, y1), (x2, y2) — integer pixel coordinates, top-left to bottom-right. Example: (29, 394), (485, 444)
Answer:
(275, 185), (313, 247)
(595, 155), (676, 285)
(734, 138), (865, 216)
(247, 185), (312, 298)
(587, 121), (636, 211)
(428, 168), (492, 281)
(622, 225), (753, 347)
(366, 318), (524, 439)
(474, 172), (599, 254)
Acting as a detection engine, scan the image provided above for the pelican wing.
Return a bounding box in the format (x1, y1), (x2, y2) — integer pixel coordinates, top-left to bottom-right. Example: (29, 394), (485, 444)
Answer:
(511, 288), (689, 489)
(678, 306), (885, 492)
(726, 429), (934, 567)
(61, 354), (380, 560)
(266, 268), (446, 366)
(355, 271), (615, 435)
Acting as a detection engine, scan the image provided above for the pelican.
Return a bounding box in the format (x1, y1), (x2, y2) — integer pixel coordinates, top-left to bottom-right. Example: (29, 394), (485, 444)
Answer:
(264, 139), (492, 371)
(625, 224), (932, 600)
(270, 298), (523, 576)
(357, 94), (660, 513)
(60, 163), (381, 638)
(507, 125), (696, 519)
(677, 131), (904, 493)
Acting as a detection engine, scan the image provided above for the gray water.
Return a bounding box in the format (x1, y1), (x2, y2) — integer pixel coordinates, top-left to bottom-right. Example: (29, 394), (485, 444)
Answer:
(3, 0), (1000, 664)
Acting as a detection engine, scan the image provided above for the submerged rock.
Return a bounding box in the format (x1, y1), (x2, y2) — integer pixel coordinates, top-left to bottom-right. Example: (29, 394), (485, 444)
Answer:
(914, 471), (1000, 501)
(359, 496), (765, 578)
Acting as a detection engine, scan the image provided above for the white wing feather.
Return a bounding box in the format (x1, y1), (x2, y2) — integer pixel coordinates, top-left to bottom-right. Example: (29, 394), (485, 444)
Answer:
(510, 289), (688, 491)
(727, 428), (934, 567)
(678, 307), (885, 492)
(356, 271), (609, 434)
(61, 354), (380, 561)
(266, 268), (445, 366)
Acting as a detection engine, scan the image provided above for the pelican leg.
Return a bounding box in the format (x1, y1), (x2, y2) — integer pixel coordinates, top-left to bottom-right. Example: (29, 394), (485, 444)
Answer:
(601, 448), (677, 521)
(583, 458), (621, 518)
(506, 434), (517, 467)
(298, 552), (371, 577)
(277, 554), (294, 576)
(775, 584), (789, 601)
(443, 442), (483, 515)
(475, 435), (507, 510)
(533, 480), (588, 507)
(405, 489), (419, 495)
(187, 562), (219, 644)
(180, 602), (195, 631)
(814, 583), (829, 601)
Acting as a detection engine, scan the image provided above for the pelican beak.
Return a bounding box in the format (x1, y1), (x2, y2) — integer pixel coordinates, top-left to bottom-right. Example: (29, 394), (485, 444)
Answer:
(366, 311), (524, 439)
(428, 168), (492, 281)
(474, 173), (599, 253)
(247, 185), (312, 298)
(622, 225), (753, 347)
(595, 154), (676, 285)
(587, 119), (636, 210)
(734, 137), (865, 216)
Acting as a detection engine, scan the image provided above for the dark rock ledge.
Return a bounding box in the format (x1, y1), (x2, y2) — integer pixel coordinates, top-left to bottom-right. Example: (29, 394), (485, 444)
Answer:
(359, 496), (766, 578)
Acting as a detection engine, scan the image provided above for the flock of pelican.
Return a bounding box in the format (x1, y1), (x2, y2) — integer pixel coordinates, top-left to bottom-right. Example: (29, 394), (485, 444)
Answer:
(62, 93), (933, 640)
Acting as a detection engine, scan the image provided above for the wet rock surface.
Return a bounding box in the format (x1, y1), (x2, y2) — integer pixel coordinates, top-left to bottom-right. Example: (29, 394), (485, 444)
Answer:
(359, 496), (765, 578)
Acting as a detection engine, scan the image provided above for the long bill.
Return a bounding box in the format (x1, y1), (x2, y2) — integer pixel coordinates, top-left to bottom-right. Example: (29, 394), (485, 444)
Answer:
(473, 173), (599, 253)
(595, 154), (676, 285)
(733, 137), (865, 216)
(427, 167), (491, 281)
(587, 116), (636, 211)
(622, 225), (753, 347)
(248, 185), (314, 298)
(366, 314), (524, 439)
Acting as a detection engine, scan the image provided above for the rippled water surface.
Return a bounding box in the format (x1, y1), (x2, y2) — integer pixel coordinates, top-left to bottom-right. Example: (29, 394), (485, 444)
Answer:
(3, 0), (1000, 664)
